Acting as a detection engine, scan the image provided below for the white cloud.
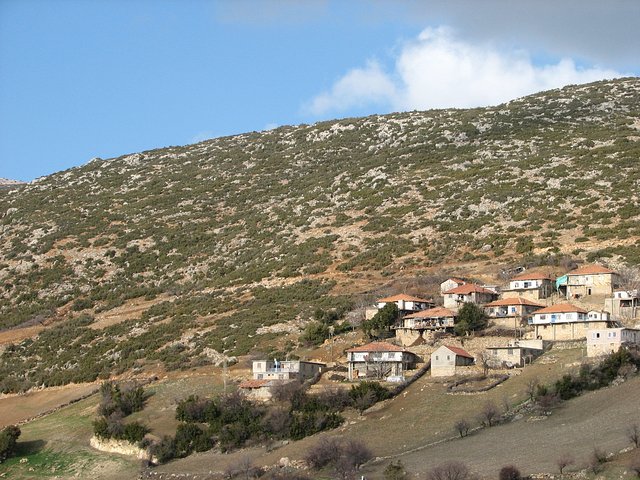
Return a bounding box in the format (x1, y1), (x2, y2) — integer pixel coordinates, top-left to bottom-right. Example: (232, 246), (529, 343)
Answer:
(306, 27), (624, 116)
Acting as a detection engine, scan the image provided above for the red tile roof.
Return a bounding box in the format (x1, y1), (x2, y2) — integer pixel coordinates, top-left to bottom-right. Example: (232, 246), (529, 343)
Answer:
(567, 264), (615, 275)
(404, 307), (456, 319)
(484, 298), (545, 307)
(533, 303), (588, 314)
(442, 345), (474, 359)
(443, 284), (496, 295)
(346, 341), (405, 353)
(377, 293), (431, 303)
(511, 272), (554, 281)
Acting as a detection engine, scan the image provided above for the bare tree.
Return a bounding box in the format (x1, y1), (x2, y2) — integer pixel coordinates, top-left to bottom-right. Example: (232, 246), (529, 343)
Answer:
(588, 447), (608, 473)
(304, 437), (342, 470)
(454, 419), (471, 438)
(426, 461), (474, 480)
(342, 439), (372, 469)
(478, 401), (500, 427)
(629, 458), (640, 478)
(498, 465), (521, 480)
(525, 377), (539, 402)
(476, 351), (491, 377)
(225, 456), (262, 480)
(556, 453), (574, 474)
(628, 423), (640, 448)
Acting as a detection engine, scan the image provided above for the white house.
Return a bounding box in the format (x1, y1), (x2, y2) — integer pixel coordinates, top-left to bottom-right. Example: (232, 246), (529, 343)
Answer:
(587, 327), (640, 357)
(529, 303), (612, 340)
(483, 297), (545, 328)
(345, 341), (417, 381)
(375, 294), (434, 314)
(561, 264), (619, 299)
(430, 345), (474, 377)
(501, 272), (555, 300)
(442, 284), (498, 310)
(252, 360), (324, 381)
(394, 307), (457, 346)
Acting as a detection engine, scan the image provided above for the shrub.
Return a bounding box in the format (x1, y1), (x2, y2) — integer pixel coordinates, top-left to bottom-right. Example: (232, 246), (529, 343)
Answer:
(426, 461), (474, 480)
(628, 423), (640, 448)
(305, 437), (342, 469)
(478, 401), (500, 427)
(349, 381), (391, 413)
(556, 453), (574, 474)
(454, 418), (471, 438)
(0, 425), (21, 461)
(150, 435), (177, 464)
(499, 465), (521, 480)
(174, 423), (215, 457)
(384, 460), (408, 480)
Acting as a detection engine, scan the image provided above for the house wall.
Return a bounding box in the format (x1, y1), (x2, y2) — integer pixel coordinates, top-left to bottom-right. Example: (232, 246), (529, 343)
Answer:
(566, 273), (617, 298)
(587, 328), (640, 357)
(441, 279), (463, 293)
(501, 288), (547, 301)
(430, 347), (473, 377)
(395, 328), (424, 347)
(252, 360), (322, 381)
(604, 297), (640, 320)
(531, 311), (587, 325)
(534, 321), (609, 340)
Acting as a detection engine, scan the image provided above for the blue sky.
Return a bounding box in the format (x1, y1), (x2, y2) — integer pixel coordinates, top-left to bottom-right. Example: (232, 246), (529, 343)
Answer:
(1, 0), (639, 181)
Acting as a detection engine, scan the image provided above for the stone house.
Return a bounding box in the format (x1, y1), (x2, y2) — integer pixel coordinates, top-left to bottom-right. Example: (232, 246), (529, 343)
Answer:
(394, 307), (457, 346)
(238, 379), (279, 401)
(587, 327), (640, 357)
(442, 284), (498, 310)
(500, 272), (555, 300)
(430, 345), (474, 377)
(560, 264), (619, 299)
(485, 339), (545, 368)
(483, 297), (545, 329)
(529, 303), (613, 340)
(345, 341), (417, 381)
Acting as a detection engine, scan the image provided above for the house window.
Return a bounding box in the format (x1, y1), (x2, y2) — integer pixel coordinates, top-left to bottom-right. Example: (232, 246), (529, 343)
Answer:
(435, 355), (439, 360)
(508, 348), (513, 355)
(594, 333), (600, 339)
(257, 374), (263, 379)
(447, 355), (451, 360)
(540, 315), (546, 320)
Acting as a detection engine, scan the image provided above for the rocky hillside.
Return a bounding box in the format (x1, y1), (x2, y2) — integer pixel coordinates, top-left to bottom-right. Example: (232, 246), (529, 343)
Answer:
(1, 78), (639, 391)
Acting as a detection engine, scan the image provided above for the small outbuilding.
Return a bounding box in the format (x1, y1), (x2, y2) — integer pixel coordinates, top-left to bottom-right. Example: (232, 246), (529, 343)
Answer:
(430, 345), (474, 377)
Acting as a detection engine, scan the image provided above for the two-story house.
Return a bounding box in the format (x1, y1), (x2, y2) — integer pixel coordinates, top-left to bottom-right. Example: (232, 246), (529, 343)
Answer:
(483, 297), (545, 329)
(394, 307), (457, 346)
(500, 272), (555, 300)
(560, 264), (619, 299)
(442, 284), (498, 310)
(529, 303), (613, 340)
(345, 341), (417, 381)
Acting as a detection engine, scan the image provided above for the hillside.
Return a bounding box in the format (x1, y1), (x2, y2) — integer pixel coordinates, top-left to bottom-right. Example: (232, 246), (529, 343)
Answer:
(1, 78), (640, 391)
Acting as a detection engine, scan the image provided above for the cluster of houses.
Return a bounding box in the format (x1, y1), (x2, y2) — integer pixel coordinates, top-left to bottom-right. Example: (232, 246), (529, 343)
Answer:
(240, 264), (640, 395)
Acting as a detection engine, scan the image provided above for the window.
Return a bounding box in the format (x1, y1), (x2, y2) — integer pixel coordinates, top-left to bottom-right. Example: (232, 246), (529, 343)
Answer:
(508, 348), (513, 355)
(447, 355), (451, 360)
(595, 333), (600, 339)
(257, 374), (263, 379)
(435, 355), (439, 360)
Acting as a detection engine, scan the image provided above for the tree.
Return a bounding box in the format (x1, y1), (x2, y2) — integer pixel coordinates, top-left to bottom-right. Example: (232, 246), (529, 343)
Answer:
(628, 423), (640, 448)
(454, 303), (488, 336)
(556, 453), (574, 474)
(476, 351), (491, 376)
(499, 466), (521, 480)
(426, 461), (474, 480)
(454, 418), (470, 438)
(363, 303), (399, 339)
(478, 401), (500, 427)
(0, 425), (21, 461)
(525, 377), (539, 402)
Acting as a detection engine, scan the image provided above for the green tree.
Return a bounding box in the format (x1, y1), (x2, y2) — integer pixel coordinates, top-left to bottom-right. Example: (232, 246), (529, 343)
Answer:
(0, 425), (21, 461)
(454, 302), (488, 336)
(362, 303), (399, 338)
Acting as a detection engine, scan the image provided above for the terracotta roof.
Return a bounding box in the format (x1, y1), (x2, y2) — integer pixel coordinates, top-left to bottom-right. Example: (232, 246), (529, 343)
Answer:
(346, 341), (405, 353)
(511, 272), (554, 281)
(484, 298), (545, 307)
(239, 379), (271, 389)
(567, 264), (615, 275)
(443, 284), (496, 295)
(442, 345), (474, 359)
(377, 293), (431, 303)
(446, 277), (467, 284)
(404, 307), (456, 319)
(534, 303), (588, 314)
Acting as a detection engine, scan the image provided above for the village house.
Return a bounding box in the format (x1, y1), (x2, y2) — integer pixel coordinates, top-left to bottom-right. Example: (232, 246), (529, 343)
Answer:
(483, 297), (546, 329)
(529, 303), (615, 340)
(587, 327), (640, 357)
(430, 345), (474, 377)
(440, 277), (467, 294)
(238, 379), (279, 401)
(604, 289), (640, 320)
(251, 359), (325, 381)
(557, 264), (619, 299)
(485, 339), (545, 368)
(394, 307), (457, 346)
(345, 341), (417, 381)
(442, 283), (498, 310)
(365, 293), (434, 320)
(500, 272), (555, 300)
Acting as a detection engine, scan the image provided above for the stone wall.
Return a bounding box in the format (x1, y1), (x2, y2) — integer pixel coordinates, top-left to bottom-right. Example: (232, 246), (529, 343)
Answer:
(90, 436), (153, 461)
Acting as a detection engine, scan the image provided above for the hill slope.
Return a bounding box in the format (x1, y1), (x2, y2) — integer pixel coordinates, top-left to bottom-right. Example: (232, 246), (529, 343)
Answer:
(1, 78), (640, 390)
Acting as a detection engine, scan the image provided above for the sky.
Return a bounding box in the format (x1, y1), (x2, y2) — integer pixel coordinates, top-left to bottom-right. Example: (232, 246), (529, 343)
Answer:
(1, 1), (639, 181)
